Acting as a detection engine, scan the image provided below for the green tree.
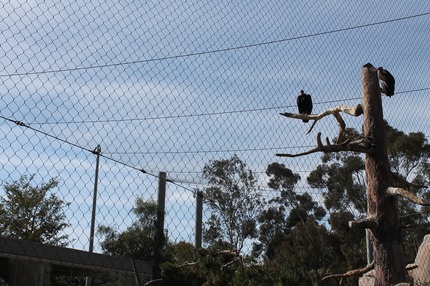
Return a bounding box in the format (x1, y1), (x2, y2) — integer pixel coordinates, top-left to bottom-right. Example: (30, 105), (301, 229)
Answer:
(262, 222), (342, 286)
(255, 163), (337, 285)
(161, 242), (206, 286)
(307, 128), (367, 216)
(256, 162), (325, 259)
(307, 123), (430, 266)
(306, 129), (371, 274)
(384, 123), (430, 262)
(202, 154), (263, 252)
(267, 162), (326, 226)
(97, 197), (159, 261)
(0, 174), (70, 246)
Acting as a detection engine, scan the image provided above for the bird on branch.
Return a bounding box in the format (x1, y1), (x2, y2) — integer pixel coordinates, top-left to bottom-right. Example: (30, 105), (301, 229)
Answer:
(297, 90), (313, 122)
(377, 67), (395, 97)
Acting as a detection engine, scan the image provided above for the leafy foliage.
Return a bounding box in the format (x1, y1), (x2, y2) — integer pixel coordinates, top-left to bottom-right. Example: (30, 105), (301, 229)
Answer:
(0, 174), (70, 246)
(202, 154), (263, 252)
(256, 162), (325, 259)
(307, 122), (430, 265)
(263, 222), (343, 286)
(97, 198), (159, 261)
(93, 131), (430, 284)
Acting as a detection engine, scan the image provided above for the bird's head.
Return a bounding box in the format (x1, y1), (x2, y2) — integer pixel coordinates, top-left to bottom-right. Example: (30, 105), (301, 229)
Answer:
(300, 90), (304, 95)
(377, 67), (383, 71)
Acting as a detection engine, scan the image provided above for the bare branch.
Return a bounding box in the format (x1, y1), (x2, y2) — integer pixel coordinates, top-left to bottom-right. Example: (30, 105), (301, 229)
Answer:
(220, 256), (243, 271)
(391, 172), (428, 189)
(322, 261), (374, 282)
(280, 104), (363, 139)
(386, 187), (430, 206)
(276, 132), (373, 158)
(349, 216), (378, 230)
(218, 249), (239, 256)
(333, 112), (347, 143)
(216, 249), (243, 271)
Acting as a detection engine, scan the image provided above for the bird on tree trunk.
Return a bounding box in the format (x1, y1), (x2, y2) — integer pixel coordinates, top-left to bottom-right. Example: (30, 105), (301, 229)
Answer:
(377, 67), (395, 97)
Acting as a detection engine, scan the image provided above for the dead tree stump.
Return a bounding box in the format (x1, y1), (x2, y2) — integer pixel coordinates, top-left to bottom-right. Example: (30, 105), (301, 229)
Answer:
(361, 63), (407, 285)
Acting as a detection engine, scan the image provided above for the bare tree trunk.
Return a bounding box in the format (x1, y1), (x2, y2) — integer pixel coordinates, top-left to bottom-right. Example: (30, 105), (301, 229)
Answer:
(362, 63), (407, 285)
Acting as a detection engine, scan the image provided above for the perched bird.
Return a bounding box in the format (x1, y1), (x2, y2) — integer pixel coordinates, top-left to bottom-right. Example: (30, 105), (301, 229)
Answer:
(297, 90), (313, 123)
(377, 67), (395, 97)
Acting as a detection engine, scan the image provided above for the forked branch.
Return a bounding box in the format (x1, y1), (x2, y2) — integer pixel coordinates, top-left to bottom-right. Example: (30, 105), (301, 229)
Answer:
(276, 131), (374, 158)
(280, 104), (363, 142)
(386, 187), (430, 206)
(321, 261), (375, 285)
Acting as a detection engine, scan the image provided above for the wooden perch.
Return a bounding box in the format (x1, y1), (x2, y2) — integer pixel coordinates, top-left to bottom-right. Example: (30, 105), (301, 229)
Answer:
(276, 131), (374, 157)
(349, 216), (378, 230)
(386, 187), (430, 206)
(322, 261), (374, 285)
(280, 104), (363, 142)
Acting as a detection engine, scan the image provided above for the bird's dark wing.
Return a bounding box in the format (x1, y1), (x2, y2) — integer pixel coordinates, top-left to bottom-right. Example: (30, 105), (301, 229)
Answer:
(379, 69), (395, 96)
(302, 94), (312, 114)
(297, 96), (305, 113)
(386, 71), (395, 96)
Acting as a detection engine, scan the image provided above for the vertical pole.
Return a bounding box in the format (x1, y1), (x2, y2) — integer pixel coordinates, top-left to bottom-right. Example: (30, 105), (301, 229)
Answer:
(362, 64), (406, 284)
(195, 190), (203, 250)
(153, 172), (166, 279)
(89, 145), (101, 252)
(86, 145), (101, 286)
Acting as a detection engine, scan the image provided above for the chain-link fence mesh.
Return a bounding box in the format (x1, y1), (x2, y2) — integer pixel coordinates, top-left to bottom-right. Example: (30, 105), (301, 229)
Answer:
(1, 1), (430, 285)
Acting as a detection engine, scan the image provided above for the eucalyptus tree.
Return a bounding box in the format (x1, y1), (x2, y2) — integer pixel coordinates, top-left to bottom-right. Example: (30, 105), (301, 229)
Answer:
(202, 154), (263, 252)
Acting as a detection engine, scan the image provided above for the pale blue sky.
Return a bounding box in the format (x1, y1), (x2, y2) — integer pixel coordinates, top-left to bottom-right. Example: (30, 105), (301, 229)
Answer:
(1, 0), (429, 251)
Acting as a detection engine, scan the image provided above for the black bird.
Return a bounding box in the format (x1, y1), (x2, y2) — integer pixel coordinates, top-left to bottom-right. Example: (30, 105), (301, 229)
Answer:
(297, 90), (313, 123)
(377, 67), (395, 97)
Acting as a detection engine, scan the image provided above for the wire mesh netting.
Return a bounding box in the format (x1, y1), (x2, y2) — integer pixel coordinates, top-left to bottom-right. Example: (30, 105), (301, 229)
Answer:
(1, 0), (430, 285)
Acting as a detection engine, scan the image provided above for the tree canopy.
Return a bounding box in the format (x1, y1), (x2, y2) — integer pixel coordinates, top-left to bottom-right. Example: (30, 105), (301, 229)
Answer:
(202, 154), (263, 252)
(93, 125), (430, 285)
(0, 174), (70, 246)
(97, 197), (159, 261)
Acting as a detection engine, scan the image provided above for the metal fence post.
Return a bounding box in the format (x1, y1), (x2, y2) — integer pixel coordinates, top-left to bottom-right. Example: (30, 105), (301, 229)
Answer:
(153, 171), (166, 279)
(195, 190), (203, 250)
(87, 144), (101, 286)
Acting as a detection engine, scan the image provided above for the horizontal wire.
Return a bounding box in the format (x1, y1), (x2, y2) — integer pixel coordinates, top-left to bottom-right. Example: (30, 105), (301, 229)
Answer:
(0, 114), (94, 153)
(0, 113), (320, 196)
(0, 113), (205, 194)
(29, 87), (430, 126)
(104, 145), (315, 155)
(0, 115), (150, 176)
(32, 97), (361, 125)
(1, 12), (429, 78)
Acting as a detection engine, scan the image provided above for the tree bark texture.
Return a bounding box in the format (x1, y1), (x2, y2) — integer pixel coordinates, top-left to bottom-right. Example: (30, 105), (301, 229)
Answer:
(362, 63), (407, 285)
